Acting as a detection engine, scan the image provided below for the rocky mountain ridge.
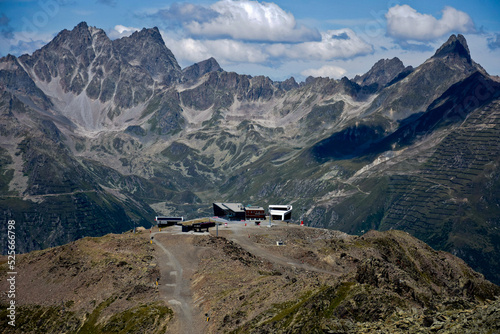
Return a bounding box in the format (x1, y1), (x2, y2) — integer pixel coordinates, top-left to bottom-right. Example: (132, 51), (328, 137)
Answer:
(1, 22), (499, 287)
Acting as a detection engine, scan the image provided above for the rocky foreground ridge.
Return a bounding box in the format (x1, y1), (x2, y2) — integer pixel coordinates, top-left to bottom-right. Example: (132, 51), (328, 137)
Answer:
(0, 22), (500, 287)
(0, 225), (499, 333)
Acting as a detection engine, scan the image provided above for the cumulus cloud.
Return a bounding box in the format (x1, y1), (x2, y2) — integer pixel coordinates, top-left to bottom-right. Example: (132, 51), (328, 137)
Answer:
(121, 2), (372, 74)
(163, 28), (372, 66)
(386, 5), (476, 41)
(185, 0), (320, 42)
(267, 29), (373, 60)
(301, 65), (347, 79)
(162, 35), (269, 65)
(134, 1), (372, 69)
(160, 27), (372, 68)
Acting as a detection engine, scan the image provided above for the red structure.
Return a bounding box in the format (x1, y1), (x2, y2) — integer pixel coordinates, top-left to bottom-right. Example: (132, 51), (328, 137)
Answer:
(244, 206), (266, 221)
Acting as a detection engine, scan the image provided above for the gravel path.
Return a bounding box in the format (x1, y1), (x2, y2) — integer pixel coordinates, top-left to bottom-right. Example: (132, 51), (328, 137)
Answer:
(152, 229), (207, 334)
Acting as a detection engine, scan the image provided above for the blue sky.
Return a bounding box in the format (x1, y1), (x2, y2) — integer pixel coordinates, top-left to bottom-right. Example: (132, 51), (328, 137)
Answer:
(1, 0), (499, 81)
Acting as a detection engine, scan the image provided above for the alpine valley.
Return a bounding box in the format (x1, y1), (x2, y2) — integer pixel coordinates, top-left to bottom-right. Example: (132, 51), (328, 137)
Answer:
(1, 21), (500, 289)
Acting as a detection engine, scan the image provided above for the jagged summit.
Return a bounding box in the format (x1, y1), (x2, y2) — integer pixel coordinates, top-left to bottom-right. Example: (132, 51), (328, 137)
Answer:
(432, 34), (471, 63)
(182, 57), (223, 82)
(32, 21), (100, 61)
(135, 26), (162, 40)
(112, 25), (181, 83)
(19, 21), (182, 87)
(13, 21), (184, 126)
(354, 57), (409, 88)
(277, 76), (299, 91)
(59, 21), (92, 37)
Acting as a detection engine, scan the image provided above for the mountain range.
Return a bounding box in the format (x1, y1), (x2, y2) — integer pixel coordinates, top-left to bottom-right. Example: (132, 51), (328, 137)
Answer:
(0, 22), (499, 285)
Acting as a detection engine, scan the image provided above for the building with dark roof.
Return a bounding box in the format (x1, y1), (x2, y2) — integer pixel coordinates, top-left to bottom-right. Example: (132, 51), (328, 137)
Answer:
(213, 203), (245, 220)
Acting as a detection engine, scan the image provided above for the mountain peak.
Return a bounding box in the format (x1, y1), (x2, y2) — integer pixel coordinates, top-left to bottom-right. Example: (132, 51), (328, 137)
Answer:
(353, 57), (409, 88)
(68, 21), (100, 40)
(432, 34), (471, 63)
(182, 57), (223, 82)
(75, 21), (89, 29)
(278, 76), (299, 91)
(53, 21), (93, 43)
(131, 26), (163, 43)
(112, 26), (181, 83)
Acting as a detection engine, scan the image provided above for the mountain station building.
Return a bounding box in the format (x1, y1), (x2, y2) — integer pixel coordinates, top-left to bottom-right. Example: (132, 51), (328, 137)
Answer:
(244, 206), (266, 222)
(269, 205), (293, 221)
(213, 203), (245, 220)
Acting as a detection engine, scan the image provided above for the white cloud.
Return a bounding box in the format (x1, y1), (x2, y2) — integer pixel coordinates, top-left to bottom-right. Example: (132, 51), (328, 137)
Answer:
(135, 2), (371, 72)
(186, 0), (320, 42)
(301, 65), (347, 79)
(267, 28), (373, 60)
(107, 25), (139, 39)
(161, 27), (372, 69)
(161, 34), (269, 66)
(386, 5), (476, 41)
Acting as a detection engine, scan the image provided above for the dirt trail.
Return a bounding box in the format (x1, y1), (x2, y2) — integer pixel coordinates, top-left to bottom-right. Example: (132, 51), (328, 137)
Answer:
(152, 230), (208, 334)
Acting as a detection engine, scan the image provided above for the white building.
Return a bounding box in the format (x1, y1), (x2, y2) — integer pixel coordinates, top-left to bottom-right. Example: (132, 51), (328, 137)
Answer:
(268, 205), (292, 221)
